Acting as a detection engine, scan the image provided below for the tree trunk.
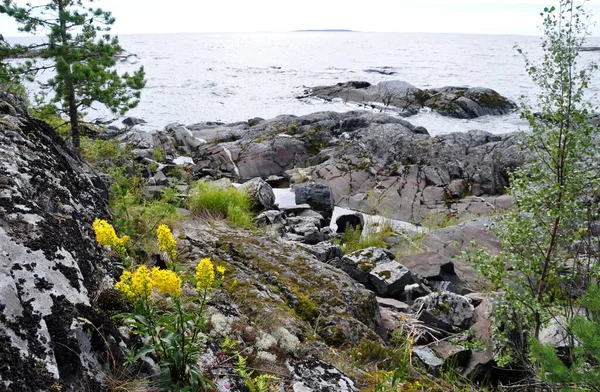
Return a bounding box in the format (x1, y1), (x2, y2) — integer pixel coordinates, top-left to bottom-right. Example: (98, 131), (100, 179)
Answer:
(57, 0), (80, 152)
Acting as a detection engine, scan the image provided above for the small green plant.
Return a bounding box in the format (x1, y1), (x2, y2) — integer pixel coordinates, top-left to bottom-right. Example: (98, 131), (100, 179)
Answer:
(152, 148), (164, 162)
(187, 181), (254, 228)
(81, 138), (129, 169)
(30, 104), (72, 139)
(530, 285), (600, 391)
(335, 220), (395, 254)
(421, 212), (458, 230)
(235, 354), (279, 392)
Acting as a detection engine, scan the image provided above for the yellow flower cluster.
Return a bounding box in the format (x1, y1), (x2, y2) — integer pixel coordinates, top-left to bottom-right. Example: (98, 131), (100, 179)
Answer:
(156, 224), (177, 260)
(115, 270), (134, 298)
(116, 265), (153, 299)
(195, 258), (226, 292)
(93, 219), (129, 255)
(195, 258), (215, 291)
(151, 267), (182, 297)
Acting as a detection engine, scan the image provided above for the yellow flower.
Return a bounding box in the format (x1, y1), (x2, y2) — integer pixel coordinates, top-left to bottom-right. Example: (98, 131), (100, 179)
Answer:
(115, 270), (134, 298)
(93, 219), (128, 256)
(156, 224), (177, 260)
(131, 265), (153, 298)
(151, 267), (182, 297)
(216, 265), (226, 277)
(195, 258), (215, 291)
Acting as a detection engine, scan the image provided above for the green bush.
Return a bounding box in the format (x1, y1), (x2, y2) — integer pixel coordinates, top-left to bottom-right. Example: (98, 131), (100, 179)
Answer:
(81, 138), (129, 169)
(187, 181), (254, 228)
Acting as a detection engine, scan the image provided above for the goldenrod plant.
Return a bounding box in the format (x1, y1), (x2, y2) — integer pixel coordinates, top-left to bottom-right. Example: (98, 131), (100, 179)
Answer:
(93, 218), (130, 264)
(156, 224), (178, 268)
(94, 220), (226, 391)
(114, 258), (225, 391)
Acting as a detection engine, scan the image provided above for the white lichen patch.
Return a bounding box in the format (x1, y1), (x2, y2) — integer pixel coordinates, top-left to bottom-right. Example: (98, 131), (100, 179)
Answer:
(255, 332), (277, 351)
(256, 350), (277, 362)
(273, 327), (300, 354)
(209, 312), (233, 337)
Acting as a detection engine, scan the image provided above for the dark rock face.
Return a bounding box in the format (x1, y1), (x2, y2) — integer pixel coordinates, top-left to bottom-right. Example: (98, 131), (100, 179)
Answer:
(424, 87), (516, 119)
(334, 247), (413, 297)
(307, 80), (516, 119)
(294, 183), (335, 220)
(239, 177), (276, 211)
(155, 110), (523, 224)
(335, 212), (364, 234)
(299, 115), (520, 223)
(121, 116), (146, 127)
(0, 91), (116, 391)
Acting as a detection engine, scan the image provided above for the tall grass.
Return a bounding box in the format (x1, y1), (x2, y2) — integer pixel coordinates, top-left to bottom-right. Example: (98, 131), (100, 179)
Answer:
(187, 181), (254, 228)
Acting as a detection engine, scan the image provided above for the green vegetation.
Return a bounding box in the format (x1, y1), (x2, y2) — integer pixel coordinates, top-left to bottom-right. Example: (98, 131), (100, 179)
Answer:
(335, 220), (395, 253)
(468, 0), (600, 380)
(530, 285), (600, 390)
(187, 180), (254, 228)
(101, 223), (224, 390)
(82, 137), (181, 254)
(421, 212), (459, 230)
(0, 0), (145, 150)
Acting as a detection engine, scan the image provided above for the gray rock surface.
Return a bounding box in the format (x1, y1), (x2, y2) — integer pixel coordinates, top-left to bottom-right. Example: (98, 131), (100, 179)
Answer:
(239, 177), (276, 211)
(335, 247), (413, 297)
(412, 347), (444, 376)
(287, 358), (357, 392)
(308, 81), (516, 119)
(294, 183), (335, 219)
(0, 91), (119, 391)
(144, 110), (523, 225)
(412, 292), (475, 330)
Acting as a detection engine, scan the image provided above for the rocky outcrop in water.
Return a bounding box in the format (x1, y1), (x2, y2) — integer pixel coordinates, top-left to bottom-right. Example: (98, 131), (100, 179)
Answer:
(304, 81), (516, 119)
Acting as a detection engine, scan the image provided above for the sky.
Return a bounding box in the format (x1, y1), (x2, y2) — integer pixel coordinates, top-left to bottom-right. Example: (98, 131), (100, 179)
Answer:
(2, 0), (600, 37)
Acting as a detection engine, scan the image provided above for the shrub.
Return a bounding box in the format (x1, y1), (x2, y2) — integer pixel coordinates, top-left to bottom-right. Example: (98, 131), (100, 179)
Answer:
(187, 181), (254, 228)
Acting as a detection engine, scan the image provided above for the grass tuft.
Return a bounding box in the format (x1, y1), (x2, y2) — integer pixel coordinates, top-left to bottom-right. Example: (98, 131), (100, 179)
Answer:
(187, 181), (254, 228)
(335, 220), (395, 254)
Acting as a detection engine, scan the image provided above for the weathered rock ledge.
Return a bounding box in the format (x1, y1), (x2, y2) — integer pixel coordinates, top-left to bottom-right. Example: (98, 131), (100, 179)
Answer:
(125, 110), (522, 224)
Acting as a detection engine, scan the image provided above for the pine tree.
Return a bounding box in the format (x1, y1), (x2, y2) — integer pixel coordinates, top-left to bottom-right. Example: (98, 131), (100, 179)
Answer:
(0, 0), (146, 150)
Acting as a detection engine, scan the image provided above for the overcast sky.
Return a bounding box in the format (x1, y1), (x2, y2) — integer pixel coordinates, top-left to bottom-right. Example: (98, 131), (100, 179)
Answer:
(2, 0), (600, 37)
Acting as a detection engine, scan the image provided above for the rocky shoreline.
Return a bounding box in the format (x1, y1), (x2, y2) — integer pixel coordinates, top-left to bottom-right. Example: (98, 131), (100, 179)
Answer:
(0, 84), (539, 391)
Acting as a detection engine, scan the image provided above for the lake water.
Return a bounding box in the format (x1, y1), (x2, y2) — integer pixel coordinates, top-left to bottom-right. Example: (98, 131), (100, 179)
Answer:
(9, 32), (600, 136)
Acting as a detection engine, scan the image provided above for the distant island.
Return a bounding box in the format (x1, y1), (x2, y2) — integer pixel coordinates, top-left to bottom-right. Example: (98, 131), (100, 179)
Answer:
(293, 29), (356, 32)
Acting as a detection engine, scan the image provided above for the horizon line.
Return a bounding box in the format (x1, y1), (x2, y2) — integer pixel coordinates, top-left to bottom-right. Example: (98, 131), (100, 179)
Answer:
(4, 30), (551, 39)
